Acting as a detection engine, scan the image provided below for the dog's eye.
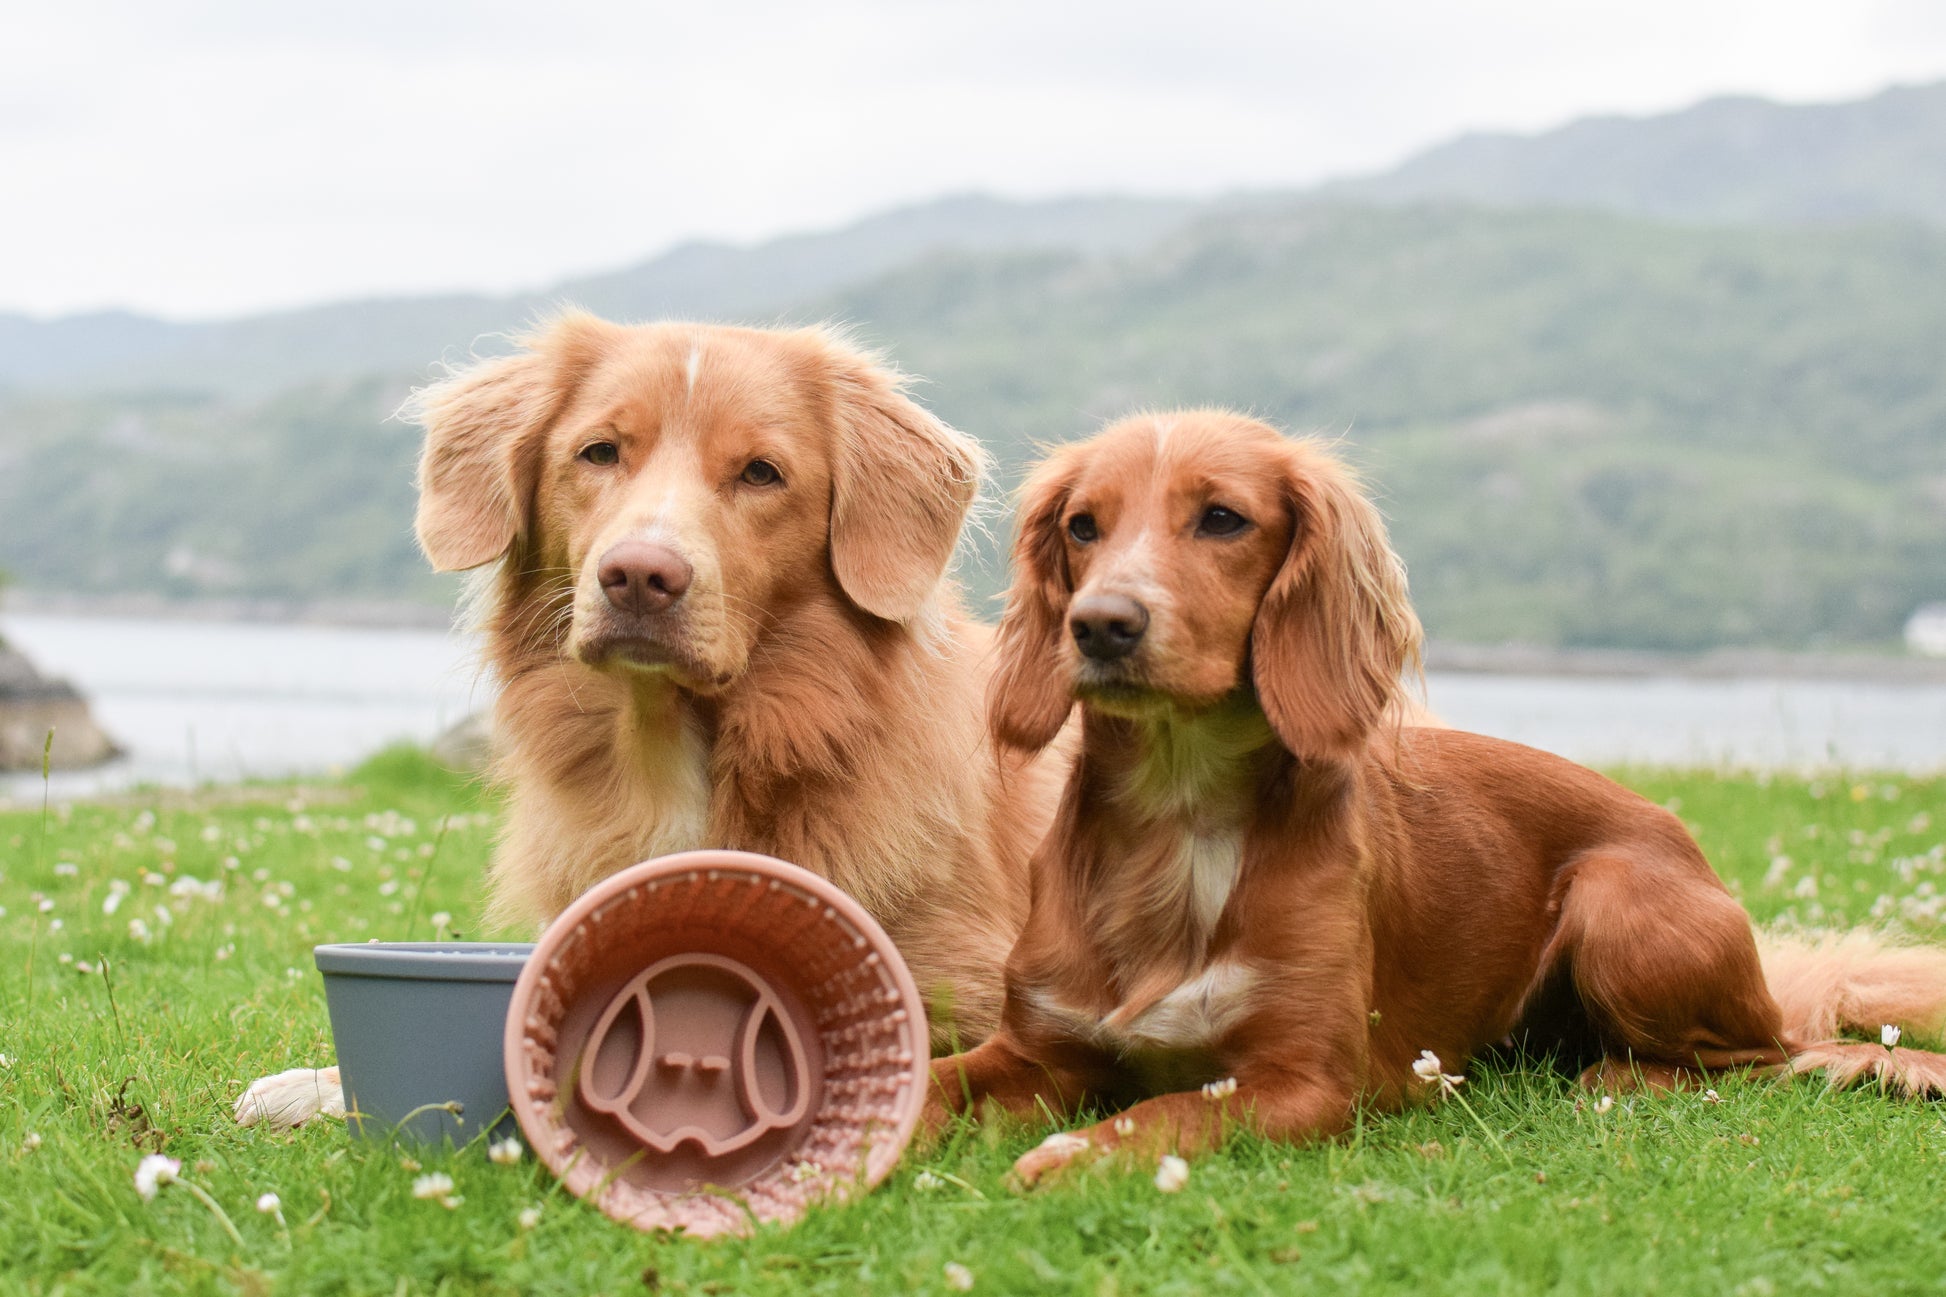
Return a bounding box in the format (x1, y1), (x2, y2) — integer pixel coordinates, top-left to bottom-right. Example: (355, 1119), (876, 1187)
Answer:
(1197, 505), (1249, 537)
(739, 459), (783, 488)
(1066, 513), (1098, 544)
(579, 442), (620, 467)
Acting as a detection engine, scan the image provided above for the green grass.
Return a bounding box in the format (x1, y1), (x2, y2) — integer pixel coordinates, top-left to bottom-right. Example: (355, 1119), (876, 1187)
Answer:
(4, 752), (1944, 1295)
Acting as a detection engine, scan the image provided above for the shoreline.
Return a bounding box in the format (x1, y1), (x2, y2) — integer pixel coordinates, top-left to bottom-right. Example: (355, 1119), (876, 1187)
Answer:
(1423, 641), (1946, 685)
(5, 593), (1946, 684)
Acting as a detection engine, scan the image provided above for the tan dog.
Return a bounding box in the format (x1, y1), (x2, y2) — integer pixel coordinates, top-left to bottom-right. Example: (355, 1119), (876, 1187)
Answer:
(236, 315), (1064, 1128)
(928, 410), (1946, 1185)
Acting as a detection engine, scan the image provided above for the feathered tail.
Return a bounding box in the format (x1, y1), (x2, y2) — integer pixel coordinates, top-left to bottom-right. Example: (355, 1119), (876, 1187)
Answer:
(1757, 929), (1946, 1095)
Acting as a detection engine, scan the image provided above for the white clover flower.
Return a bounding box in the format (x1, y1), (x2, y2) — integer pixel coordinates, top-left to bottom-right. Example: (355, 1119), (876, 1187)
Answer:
(430, 912), (453, 931)
(37, 898), (55, 914)
(1883, 1024), (1902, 1050)
(169, 876), (223, 903)
(135, 1154), (181, 1202)
(1702, 1089), (1722, 1105)
(517, 1205), (542, 1231)
(912, 1169), (945, 1192)
(53, 862), (77, 877)
(128, 918), (153, 944)
(23, 1132), (41, 1152)
(103, 880), (131, 915)
(1153, 1154), (1190, 1193)
(0, 1054), (11, 1068)
(411, 1172), (455, 1201)
(1594, 1095), (1615, 1115)
(1412, 1050), (1464, 1094)
(256, 1192), (281, 1213)
(944, 1261), (975, 1291)
(1201, 1077), (1238, 1101)
(487, 1137), (522, 1166)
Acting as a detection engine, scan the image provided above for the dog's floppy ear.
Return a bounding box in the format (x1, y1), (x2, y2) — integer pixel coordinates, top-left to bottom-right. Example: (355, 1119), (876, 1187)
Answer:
(821, 335), (985, 622)
(1251, 443), (1423, 761)
(410, 313), (609, 572)
(987, 450), (1081, 751)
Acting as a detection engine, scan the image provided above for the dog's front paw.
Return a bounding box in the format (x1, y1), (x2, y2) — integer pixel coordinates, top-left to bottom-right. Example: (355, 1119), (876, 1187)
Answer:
(234, 1066), (345, 1128)
(1011, 1130), (1094, 1187)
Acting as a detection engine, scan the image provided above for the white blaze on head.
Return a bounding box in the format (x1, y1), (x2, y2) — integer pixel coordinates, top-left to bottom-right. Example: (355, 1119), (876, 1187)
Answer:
(684, 339), (704, 397)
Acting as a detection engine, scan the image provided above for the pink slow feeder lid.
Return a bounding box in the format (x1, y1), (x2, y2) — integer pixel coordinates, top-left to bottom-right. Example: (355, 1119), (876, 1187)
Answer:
(503, 850), (929, 1237)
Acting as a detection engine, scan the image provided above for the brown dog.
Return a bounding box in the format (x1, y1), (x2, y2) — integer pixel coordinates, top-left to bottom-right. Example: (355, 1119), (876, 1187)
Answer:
(237, 315), (1064, 1128)
(928, 410), (1946, 1185)
(417, 313), (1067, 1032)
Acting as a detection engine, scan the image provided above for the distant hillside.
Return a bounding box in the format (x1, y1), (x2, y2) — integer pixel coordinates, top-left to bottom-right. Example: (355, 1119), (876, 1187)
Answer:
(4, 202), (1942, 651)
(0, 377), (440, 605)
(6, 78), (1946, 651)
(8, 75), (1946, 399)
(0, 194), (1204, 398)
(1335, 80), (1946, 226)
(816, 202), (1946, 650)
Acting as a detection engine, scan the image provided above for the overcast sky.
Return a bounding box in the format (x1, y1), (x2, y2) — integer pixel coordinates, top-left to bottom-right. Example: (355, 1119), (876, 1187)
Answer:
(8, 0), (1946, 320)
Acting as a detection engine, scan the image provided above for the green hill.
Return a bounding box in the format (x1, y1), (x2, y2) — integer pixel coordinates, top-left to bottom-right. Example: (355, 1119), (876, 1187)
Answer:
(818, 202), (1946, 649)
(1334, 80), (1946, 227)
(7, 79), (1946, 651)
(0, 195), (1203, 399)
(4, 201), (1942, 651)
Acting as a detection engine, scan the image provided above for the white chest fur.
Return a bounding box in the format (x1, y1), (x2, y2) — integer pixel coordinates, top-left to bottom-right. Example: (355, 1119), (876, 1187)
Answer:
(629, 703), (712, 858)
(1025, 960), (1260, 1055)
(1180, 829), (1242, 938)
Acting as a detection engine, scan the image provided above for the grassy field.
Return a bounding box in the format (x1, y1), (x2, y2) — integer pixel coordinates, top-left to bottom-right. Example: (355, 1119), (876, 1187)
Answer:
(3, 751), (1944, 1296)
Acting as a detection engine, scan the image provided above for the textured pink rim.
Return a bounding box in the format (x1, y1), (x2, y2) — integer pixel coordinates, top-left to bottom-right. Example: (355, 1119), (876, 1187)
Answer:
(502, 849), (929, 1234)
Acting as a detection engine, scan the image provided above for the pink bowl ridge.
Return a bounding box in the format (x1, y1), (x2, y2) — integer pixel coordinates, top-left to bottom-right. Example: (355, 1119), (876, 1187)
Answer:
(503, 850), (929, 1237)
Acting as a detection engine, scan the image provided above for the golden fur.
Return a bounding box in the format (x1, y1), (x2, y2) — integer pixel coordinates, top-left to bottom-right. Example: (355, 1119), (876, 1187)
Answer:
(412, 313), (1066, 1043)
(929, 410), (1946, 1185)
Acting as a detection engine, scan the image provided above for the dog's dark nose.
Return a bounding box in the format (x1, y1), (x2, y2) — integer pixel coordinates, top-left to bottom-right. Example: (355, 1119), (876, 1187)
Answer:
(598, 541), (694, 615)
(1069, 594), (1149, 661)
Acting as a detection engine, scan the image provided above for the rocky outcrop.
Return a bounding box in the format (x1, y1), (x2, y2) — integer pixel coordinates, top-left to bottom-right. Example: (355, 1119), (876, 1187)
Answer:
(0, 641), (119, 771)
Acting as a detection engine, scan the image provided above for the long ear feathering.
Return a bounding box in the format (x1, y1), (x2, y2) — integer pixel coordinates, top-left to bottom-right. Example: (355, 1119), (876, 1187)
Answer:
(987, 449), (1083, 752)
(813, 328), (989, 623)
(405, 310), (613, 573)
(1251, 440), (1424, 761)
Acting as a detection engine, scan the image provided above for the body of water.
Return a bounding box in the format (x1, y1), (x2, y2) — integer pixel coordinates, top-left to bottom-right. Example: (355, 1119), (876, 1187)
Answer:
(2, 612), (1944, 802)
(1, 613), (489, 802)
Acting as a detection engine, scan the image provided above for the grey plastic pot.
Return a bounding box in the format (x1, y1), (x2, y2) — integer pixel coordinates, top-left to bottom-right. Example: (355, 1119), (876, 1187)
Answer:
(315, 941), (534, 1143)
